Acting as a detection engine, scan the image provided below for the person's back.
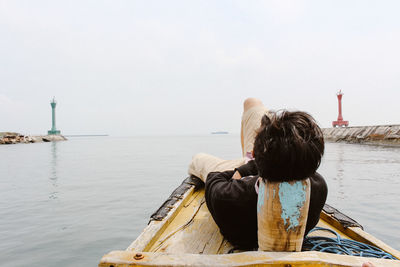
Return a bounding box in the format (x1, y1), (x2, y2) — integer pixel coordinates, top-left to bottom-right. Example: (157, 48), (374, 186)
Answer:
(205, 110), (327, 249)
(205, 165), (327, 249)
(189, 99), (328, 250)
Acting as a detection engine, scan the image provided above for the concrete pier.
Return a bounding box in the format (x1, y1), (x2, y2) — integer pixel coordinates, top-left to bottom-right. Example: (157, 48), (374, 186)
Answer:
(322, 125), (400, 146)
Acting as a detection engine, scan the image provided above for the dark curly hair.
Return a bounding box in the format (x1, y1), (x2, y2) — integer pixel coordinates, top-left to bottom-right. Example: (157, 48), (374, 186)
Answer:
(253, 110), (324, 182)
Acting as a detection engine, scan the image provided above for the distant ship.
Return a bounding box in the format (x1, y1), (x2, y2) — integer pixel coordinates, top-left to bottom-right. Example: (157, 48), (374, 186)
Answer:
(211, 131), (229, 134)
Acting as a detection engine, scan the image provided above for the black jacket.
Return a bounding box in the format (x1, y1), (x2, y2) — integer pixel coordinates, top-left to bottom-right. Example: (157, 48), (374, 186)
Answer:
(205, 160), (328, 249)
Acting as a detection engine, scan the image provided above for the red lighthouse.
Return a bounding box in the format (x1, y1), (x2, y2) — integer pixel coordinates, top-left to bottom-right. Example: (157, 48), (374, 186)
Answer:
(332, 90), (349, 127)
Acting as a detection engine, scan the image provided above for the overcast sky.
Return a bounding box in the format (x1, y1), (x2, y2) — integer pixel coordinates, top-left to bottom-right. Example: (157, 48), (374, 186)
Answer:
(1, 0), (399, 135)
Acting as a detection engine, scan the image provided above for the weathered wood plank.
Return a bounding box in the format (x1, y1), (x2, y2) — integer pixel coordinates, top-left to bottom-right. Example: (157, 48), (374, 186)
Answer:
(107, 185), (400, 267)
(99, 250), (400, 267)
(320, 210), (400, 260)
(347, 227), (400, 260)
(314, 219), (352, 240)
(217, 238), (234, 254)
(127, 186), (195, 252)
(147, 191), (226, 254)
(257, 179), (310, 252)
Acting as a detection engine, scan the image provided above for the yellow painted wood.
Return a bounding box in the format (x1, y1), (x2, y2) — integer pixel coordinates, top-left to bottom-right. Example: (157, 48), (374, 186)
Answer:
(257, 178), (311, 252)
(347, 227), (400, 260)
(127, 186), (195, 252)
(146, 189), (226, 254)
(314, 219), (352, 240)
(99, 250), (400, 267)
(216, 238), (234, 254)
(101, 183), (400, 266)
(320, 210), (400, 260)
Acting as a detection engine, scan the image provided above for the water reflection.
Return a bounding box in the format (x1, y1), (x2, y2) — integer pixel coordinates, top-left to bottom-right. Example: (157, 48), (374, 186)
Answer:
(49, 142), (58, 200)
(335, 144), (345, 199)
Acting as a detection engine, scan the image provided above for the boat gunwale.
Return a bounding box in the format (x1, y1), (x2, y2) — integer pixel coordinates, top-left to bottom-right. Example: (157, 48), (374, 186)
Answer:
(101, 176), (400, 266)
(127, 185), (197, 252)
(99, 250), (400, 267)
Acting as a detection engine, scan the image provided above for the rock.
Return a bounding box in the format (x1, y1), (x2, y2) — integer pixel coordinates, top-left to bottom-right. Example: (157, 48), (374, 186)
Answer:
(4, 138), (12, 144)
(0, 133), (67, 145)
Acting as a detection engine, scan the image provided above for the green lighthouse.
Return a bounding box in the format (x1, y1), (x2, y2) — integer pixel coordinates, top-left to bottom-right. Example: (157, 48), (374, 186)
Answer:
(48, 97), (61, 135)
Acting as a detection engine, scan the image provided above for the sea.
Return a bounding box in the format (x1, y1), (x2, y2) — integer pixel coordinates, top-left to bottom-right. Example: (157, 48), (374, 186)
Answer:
(1, 135), (399, 266)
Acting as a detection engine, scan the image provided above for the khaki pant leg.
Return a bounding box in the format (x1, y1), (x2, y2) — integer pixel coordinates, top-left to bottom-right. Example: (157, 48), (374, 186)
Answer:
(188, 153), (246, 182)
(241, 106), (269, 156)
(188, 103), (269, 182)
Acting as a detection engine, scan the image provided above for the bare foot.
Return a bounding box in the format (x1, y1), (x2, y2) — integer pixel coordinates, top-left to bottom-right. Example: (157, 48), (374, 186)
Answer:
(362, 262), (375, 267)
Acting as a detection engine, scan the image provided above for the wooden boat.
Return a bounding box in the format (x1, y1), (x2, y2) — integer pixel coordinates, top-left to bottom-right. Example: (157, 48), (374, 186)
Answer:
(99, 176), (400, 266)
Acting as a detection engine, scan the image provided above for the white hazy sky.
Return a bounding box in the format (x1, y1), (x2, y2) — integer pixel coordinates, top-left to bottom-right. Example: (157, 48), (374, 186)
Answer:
(1, 0), (399, 136)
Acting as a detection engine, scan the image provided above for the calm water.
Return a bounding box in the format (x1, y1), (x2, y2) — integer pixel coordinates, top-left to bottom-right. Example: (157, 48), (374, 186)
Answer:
(0, 136), (399, 266)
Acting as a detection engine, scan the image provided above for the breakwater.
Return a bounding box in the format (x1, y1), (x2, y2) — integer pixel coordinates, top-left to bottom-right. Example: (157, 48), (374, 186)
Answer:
(0, 132), (67, 145)
(322, 125), (400, 145)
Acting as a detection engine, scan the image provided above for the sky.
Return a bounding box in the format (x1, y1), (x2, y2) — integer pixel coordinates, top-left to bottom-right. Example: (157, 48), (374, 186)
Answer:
(1, 0), (399, 136)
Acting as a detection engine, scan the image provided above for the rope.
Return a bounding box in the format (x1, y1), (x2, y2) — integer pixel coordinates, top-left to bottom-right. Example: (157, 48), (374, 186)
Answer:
(303, 227), (398, 260)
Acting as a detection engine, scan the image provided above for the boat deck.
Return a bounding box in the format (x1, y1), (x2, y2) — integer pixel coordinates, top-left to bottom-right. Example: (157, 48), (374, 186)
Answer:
(100, 176), (400, 266)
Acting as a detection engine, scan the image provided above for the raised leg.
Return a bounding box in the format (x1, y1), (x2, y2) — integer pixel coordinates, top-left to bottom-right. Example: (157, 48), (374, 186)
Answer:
(241, 98), (269, 157)
(188, 98), (269, 182)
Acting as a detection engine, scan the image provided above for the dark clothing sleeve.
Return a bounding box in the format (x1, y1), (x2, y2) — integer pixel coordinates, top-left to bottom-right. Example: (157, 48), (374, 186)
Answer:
(234, 160), (258, 177)
(205, 164), (328, 250)
(305, 172), (328, 235)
